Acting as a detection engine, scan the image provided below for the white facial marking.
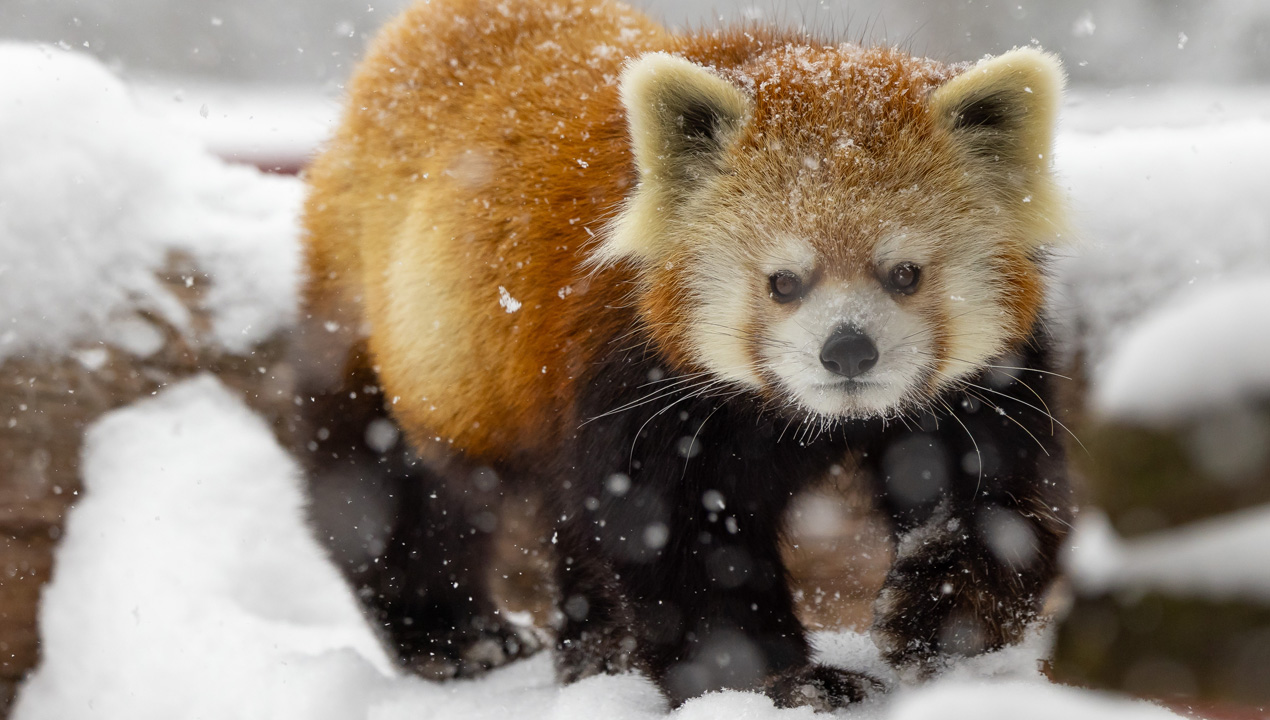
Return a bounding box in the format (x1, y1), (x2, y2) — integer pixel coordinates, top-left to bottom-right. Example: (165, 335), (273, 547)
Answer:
(684, 225), (1015, 419)
(763, 278), (931, 418)
(686, 240), (765, 389)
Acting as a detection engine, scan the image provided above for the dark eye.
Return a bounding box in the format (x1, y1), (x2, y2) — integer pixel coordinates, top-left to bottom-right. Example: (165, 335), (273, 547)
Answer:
(887, 262), (921, 295)
(769, 271), (802, 303)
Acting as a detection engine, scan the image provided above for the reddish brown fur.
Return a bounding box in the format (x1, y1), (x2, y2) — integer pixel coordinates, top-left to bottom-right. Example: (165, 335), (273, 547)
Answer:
(302, 0), (1047, 459)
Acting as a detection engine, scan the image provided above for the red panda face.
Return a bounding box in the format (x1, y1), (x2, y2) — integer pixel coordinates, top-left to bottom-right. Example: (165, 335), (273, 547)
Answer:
(602, 47), (1066, 420)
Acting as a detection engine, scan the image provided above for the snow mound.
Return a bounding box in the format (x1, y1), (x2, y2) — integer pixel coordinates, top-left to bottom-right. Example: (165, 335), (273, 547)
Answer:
(885, 679), (1181, 720)
(1090, 279), (1270, 422)
(0, 44), (301, 361)
(11, 375), (393, 720)
(1068, 508), (1270, 602)
(1053, 122), (1270, 370)
(13, 377), (1181, 720)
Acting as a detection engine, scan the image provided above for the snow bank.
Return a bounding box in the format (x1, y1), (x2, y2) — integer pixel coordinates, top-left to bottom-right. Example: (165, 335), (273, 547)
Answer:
(1090, 280), (1270, 421)
(131, 81), (338, 172)
(14, 375), (1180, 720)
(1052, 121), (1270, 378)
(11, 376), (393, 720)
(885, 680), (1181, 720)
(0, 44), (301, 361)
(1068, 508), (1270, 602)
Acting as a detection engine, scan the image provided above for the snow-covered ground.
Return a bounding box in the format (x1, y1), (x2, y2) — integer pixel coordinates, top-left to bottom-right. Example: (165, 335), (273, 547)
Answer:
(12, 376), (1182, 720)
(7, 41), (1270, 719)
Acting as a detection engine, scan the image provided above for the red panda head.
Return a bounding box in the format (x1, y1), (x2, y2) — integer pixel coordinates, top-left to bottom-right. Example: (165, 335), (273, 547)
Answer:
(598, 45), (1067, 419)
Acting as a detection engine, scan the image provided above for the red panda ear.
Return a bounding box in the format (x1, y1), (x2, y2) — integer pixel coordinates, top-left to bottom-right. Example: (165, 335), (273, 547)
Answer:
(597, 53), (751, 267)
(931, 48), (1063, 180)
(930, 47), (1067, 246)
(619, 52), (751, 183)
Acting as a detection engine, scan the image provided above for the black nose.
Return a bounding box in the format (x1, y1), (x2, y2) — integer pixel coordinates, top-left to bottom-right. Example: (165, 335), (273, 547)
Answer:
(820, 326), (878, 379)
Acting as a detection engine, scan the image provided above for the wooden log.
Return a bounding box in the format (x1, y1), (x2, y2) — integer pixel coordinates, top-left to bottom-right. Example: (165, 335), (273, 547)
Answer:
(1053, 590), (1270, 708)
(1076, 403), (1270, 536)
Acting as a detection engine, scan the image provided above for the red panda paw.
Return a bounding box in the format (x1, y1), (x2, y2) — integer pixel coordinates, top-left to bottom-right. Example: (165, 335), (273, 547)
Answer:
(763, 664), (887, 711)
(869, 553), (1036, 683)
(404, 617), (548, 680)
(555, 626), (642, 685)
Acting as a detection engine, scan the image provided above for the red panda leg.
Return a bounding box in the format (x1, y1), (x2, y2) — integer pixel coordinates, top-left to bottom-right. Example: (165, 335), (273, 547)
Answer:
(352, 454), (543, 678)
(863, 337), (1073, 677)
(551, 375), (884, 708)
(293, 339), (541, 679)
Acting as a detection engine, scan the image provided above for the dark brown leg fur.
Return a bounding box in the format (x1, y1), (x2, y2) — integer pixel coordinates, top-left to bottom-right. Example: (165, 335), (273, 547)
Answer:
(862, 338), (1073, 677)
(292, 335), (541, 679)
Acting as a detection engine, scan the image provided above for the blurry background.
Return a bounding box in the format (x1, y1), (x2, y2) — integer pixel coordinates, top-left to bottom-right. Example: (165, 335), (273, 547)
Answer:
(4, 0), (1270, 86)
(8, 0), (1270, 171)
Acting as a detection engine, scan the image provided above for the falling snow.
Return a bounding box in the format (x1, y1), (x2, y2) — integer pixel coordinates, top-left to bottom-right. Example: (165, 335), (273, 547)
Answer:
(4, 30), (1267, 720)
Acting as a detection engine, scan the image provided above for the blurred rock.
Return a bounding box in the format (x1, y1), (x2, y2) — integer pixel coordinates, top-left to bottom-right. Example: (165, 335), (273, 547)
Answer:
(1054, 591), (1270, 708)
(1076, 404), (1270, 537)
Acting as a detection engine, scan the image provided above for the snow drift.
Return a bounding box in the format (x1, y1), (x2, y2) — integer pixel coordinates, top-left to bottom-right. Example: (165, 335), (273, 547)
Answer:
(0, 43), (301, 362)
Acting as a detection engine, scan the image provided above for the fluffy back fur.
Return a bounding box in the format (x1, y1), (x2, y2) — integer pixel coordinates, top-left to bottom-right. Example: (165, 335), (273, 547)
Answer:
(304, 0), (1066, 453)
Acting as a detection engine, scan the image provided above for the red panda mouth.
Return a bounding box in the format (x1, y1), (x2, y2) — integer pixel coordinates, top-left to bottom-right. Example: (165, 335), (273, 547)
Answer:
(811, 378), (883, 392)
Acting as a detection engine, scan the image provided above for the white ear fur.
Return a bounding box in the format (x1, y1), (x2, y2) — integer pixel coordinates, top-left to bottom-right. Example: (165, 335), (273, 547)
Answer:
(931, 47), (1067, 244)
(621, 52), (751, 180)
(596, 52), (751, 267)
(930, 47), (1064, 177)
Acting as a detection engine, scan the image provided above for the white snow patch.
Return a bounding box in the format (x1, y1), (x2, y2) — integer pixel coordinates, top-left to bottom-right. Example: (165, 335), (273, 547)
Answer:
(131, 80), (338, 171)
(1068, 508), (1270, 602)
(1091, 280), (1270, 422)
(12, 378), (1182, 719)
(0, 44), (301, 362)
(12, 375), (393, 720)
(1053, 122), (1270, 370)
(886, 680), (1180, 720)
(1063, 86), (1270, 133)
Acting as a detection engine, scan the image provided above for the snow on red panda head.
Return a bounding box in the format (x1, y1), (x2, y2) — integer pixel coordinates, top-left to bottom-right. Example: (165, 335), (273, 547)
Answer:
(597, 44), (1067, 420)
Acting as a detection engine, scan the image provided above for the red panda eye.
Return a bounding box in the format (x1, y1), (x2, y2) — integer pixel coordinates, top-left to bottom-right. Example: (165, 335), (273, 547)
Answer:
(769, 271), (802, 303)
(888, 262), (921, 295)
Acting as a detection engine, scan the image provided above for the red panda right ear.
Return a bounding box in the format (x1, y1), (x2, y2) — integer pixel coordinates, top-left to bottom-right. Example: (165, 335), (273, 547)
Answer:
(595, 54), (751, 267)
(619, 52), (751, 183)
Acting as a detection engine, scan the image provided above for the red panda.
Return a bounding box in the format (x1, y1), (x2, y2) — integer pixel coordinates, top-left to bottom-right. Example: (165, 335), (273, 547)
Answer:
(298, 0), (1073, 710)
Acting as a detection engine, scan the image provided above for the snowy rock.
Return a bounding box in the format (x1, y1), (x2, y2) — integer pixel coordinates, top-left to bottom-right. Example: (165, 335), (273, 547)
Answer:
(0, 43), (301, 363)
(1052, 122), (1270, 372)
(1090, 280), (1270, 423)
(1068, 509), (1270, 602)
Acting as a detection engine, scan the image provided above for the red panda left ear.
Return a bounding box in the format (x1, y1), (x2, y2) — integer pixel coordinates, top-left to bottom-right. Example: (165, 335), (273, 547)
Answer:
(930, 47), (1067, 245)
(930, 47), (1063, 176)
(595, 53), (752, 267)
